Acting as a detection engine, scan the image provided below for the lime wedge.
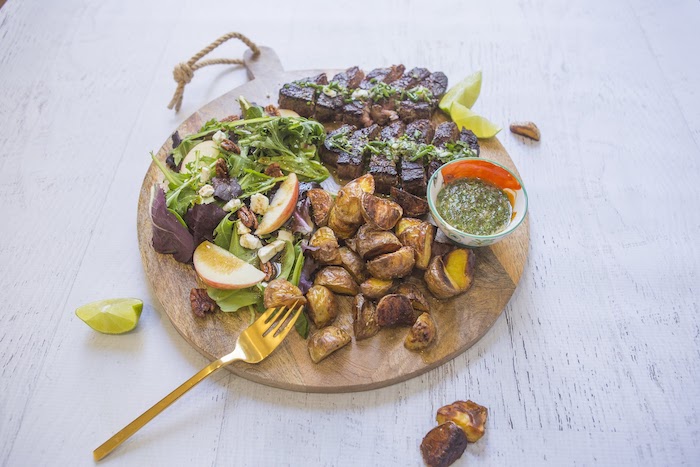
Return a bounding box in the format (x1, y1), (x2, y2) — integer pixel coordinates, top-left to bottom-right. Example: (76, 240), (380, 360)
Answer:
(449, 102), (502, 139)
(75, 298), (143, 334)
(439, 71), (482, 114)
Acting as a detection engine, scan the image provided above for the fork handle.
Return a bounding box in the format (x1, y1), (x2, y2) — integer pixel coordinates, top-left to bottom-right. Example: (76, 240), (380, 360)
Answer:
(93, 356), (237, 461)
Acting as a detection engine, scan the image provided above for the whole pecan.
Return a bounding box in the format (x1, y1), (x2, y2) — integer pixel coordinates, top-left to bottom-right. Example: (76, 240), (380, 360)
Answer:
(264, 104), (281, 117)
(260, 261), (277, 281)
(190, 288), (218, 317)
(237, 205), (258, 230)
(220, 115), (240, 123)
(215, 158), (229, 179)
(264, 163), (284, 178)
(220, 139), (241, 154)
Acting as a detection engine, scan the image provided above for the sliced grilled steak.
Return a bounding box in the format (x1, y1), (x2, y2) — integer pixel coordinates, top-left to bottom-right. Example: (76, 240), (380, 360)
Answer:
(392, 67), (431, 90)
(405, 119), (435, 144)
(321, 124), (356, 167)
(337, 124), (380, 180)
(399, 120), (433, 196)
(359, 65), (406, 89)
(396, 100), (433, 122)
(278, 73), (328, 118)
(432, 122), (460, 148)
(342, 100), (372, 127)
(421, 72), (449, 99)
(369, 101), (399, 126)
(459, 128), (480, 156)
(315, 67), (365, 122)
(369, 121), (405, 194)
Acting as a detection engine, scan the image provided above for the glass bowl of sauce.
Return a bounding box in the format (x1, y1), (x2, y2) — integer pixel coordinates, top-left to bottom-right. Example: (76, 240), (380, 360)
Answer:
(427, 158), (528, 247)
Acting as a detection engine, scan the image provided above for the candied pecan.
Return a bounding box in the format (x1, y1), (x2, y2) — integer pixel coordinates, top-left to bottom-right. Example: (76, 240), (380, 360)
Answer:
(264, 163), (284, 178)
(220, 115), (240, 123)
(190, 288), (218, 317)
(237, 205), (258, 230)
(260, 261), (277, 281)
(264, 104), (281, 117)
(220, 139), (241, 154)
(215, 158), (229, 179)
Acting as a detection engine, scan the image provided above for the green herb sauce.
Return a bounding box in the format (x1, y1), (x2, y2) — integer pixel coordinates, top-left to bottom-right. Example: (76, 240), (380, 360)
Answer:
(436, 177), (511, 236)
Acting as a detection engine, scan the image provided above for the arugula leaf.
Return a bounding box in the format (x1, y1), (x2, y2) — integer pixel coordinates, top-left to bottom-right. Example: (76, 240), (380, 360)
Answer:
(206, 286), (261, 312)
(213, 214), (235, 250)
(295, 312), (309, 339)
(171, 139), (200, 166)
(229, 220), (259, 264)
(290, 245), (305, 287)
(277, 241), (295, 281)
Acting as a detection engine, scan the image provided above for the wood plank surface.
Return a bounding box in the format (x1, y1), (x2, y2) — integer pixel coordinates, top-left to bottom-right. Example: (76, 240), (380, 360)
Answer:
(1, 0), (699, 465)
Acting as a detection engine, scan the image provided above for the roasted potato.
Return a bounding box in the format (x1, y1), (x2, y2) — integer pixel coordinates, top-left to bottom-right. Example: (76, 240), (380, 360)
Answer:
(307, 188), (333, 227)
(327, 206), (359, 239)
(376, 294), (416, 327)
(396, 219), (434, 270)
(342, 173), (375, 197)
(393, 282), (430, 312)
(332, 189), (363, 225)
(354, 224), (403, 260)
(366, 246), (416, 280)
(307, 325), (351, 363)
(339, 246), (366, 283)
(359, 277), (395, 299)
(424, 248), (476, 299)
(420, 421), (468, 467)
(313, 266), (359, 295)
(431, 240), (454, 259)
(394, 217), (423, 235)
(263, 279), (307, 309)
(309, 226), (342, 265)
(390, 186), (429, 217)
(436, 400), (488, 443)
(404, 312), (437, 351)
(305, 285), (338, 328)
(353, 294), (380, 340)
(360, 193), (403, 230)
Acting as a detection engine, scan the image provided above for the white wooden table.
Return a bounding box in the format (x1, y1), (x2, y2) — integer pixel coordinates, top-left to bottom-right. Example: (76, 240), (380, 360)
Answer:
(2, 0), (699, 465)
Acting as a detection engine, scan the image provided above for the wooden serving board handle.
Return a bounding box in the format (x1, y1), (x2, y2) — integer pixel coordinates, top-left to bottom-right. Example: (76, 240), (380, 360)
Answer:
(244, 46), (285, 81)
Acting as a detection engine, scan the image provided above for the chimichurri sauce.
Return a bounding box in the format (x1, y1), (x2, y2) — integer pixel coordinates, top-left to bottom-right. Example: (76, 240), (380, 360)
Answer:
(436, 177), (511, 236)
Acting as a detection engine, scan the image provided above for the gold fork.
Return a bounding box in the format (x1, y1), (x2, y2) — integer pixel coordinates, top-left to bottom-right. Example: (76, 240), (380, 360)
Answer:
(93, 302), (304, 461)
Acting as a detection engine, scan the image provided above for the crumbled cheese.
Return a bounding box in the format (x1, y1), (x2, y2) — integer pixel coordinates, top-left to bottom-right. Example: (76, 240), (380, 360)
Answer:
(223, 198), (242, 212)
(198, 184), (215, 198)
(236, 220), (251, 235)
(351, 89), (369, 100)
(257, 240), (286, 263)
(277, 229), (293, 243)
(240, 233), (262, 250)
(212, 130), (227, 146)
(250, 193), (270, 214)
(199, 166), (211, 183)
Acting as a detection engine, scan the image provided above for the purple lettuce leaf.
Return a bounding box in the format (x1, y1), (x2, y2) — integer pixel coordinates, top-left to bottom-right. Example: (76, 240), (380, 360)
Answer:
(150, 187), (195, 263)
(184, 202), (228, 247)
(212, 177), (242, 201)
(298, 255), (319, 295)
(289, 197), (314, 235)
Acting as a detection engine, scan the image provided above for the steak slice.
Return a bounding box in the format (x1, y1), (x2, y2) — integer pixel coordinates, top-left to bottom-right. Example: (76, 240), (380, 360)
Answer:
(278, 73), (328, 118)
(405, 119), (435, 144)
(400, 120), (433, 196)
(337, 124), (380, 180)
(321, 124), (356, 167)
(392, 67), (431, 90)
(342, 100), (372, 127)
(396, 100), (433, 122)
(421, 72), (449, 100)
(315, 67), (365, 122)
(459, 128), (480, 156)
(432, 122), (460, 148)
(359, 64), (406, 89)
(369, 121), (405, 194)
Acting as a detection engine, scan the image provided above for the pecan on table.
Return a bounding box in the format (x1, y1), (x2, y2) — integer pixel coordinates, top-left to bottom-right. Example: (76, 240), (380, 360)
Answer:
(190, 288), (218, 317)
(220, 139), (241, 154)
(237, 205), (258, 230)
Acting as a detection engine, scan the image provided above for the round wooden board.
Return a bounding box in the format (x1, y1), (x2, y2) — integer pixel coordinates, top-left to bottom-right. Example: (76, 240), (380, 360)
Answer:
(137, 47), (529, 393)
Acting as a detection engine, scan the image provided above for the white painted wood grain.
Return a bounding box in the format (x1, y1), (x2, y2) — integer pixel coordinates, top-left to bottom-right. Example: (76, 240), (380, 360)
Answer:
(1, 0), (699, 465)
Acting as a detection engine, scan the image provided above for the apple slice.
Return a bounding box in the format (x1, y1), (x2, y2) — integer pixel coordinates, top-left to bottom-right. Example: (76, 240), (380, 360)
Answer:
(255, 172), (299, 235)
(193, 241), (265, 289)
(180, 140), (219, 174)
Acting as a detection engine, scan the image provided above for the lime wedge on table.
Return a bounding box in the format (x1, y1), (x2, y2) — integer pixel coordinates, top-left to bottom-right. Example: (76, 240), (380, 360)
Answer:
(75, 298), (143, 334)
(439, 70), (482, 114)
(450, 102), (501, 139)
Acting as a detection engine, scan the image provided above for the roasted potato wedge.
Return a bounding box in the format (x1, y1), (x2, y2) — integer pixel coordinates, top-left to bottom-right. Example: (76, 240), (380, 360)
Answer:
(263, 279), (307, 309)
(307, 188), (333, 227)
(354, 224), (403, 260)
(313, 266), (359, 295)
(332, 189), (363, 225)
(307, 325), (351, 363)
(327, 206), (359, 239)
(366, 246), (416, 280)
(342, 173), (375, 197)
(339, 246), (366, 283)
(309, 226), (342, 265)
(396, 219), (434, 270)
(359, 277), (395, 299)
(353, 294), (380, 340)
(360, 193), (403, 230)
(305, 285), (338, 328)
(424, 248), (475, 299)
(376, 294), (416, 326)
(404, 312), (437, 351)
(390, 186), (429, 217)
(394, 217), (423, 235)
(393, 282), (430, 312)
(420, 422), (468, 467)
(436, 400), (488, 443)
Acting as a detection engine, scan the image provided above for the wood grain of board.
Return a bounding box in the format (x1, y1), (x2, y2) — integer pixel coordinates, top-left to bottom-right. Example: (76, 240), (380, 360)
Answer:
(136, 47), (529, 392)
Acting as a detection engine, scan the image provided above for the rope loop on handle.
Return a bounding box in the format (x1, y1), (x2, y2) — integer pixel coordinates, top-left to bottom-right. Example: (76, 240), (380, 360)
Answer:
(167, 32), (260, 112)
